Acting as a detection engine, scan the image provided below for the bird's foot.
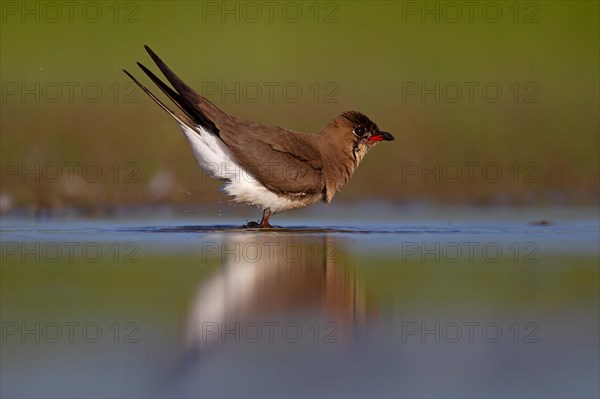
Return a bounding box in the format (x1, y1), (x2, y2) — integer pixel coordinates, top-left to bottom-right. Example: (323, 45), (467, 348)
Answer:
(245, 208), (274, 228)
(246, 220), (275, 229)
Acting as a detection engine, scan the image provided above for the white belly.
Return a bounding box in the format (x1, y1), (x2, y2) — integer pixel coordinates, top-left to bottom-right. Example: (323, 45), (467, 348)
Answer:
(178, 123), (314, 213)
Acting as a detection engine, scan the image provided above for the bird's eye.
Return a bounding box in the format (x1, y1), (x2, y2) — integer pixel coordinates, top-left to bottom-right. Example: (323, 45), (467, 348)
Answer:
(354, 126), (366, 136)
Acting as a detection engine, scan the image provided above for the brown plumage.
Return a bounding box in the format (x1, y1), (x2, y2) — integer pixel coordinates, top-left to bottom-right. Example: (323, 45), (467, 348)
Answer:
(124, 46), (394, 227)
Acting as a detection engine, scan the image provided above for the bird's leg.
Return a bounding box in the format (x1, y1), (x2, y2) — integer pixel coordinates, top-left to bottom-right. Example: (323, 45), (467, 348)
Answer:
(245, 208), (274, 228)
(259, 208), (273, 228)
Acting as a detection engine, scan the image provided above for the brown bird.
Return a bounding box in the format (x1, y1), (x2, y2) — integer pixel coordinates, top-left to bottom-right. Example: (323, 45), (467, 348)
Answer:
(124, 46), (394, 227)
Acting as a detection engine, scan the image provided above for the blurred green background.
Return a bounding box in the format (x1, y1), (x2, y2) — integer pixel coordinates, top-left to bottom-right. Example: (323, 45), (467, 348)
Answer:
(1, 1), (598, 214)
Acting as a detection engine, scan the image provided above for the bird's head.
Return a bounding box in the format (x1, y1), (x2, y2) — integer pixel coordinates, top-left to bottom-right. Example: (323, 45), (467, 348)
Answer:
(324, 111), (394, 164)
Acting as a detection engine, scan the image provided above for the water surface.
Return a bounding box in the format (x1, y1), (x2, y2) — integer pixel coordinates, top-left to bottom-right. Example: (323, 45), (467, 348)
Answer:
(1, 207), (598, 398)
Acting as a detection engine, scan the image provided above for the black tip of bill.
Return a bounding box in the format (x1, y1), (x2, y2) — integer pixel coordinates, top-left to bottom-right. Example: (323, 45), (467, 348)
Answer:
(379, 131), (395, 141)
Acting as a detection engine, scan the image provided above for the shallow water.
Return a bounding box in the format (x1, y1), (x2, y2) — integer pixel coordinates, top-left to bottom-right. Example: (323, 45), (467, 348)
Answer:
(1, 207), (599, 398)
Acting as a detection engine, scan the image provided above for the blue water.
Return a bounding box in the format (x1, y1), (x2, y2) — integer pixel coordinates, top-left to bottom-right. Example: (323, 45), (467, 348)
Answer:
(1, 206), (598, 398)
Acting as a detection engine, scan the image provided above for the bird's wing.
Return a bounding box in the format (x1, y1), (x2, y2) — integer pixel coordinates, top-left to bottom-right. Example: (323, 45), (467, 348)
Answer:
(218, 118), (325, 196)
(126, 46), (324, 196)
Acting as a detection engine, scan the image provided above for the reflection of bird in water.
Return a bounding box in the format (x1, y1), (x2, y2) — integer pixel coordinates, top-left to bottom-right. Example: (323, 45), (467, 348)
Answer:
(184, 234), (373, 351)
(155, 234), (376, 396)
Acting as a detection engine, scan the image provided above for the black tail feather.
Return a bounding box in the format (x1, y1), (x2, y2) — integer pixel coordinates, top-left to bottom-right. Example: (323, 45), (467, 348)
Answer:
(122, 68), (189, 127)
(136, 62), (217, 132)
(123, 46), (220, 134)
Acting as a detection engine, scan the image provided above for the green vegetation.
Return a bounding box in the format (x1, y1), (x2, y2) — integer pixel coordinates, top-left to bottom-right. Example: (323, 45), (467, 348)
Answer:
(1, 1), (598, 211)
